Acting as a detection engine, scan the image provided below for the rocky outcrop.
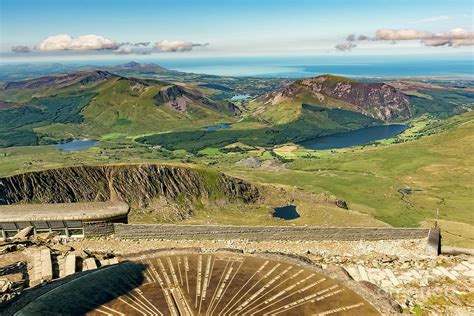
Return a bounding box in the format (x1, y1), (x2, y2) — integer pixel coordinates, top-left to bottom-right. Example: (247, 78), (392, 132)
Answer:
(153, 85), (233, 114)
(154, 85), (198, 112)
(335, 199), (348, 209)
(0, 164), (259, 207)
(227, 102), (242, 115)
(3, 70), (116, 90)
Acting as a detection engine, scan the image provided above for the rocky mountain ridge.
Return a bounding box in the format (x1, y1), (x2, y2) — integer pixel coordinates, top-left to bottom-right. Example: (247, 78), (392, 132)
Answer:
(264, 75), (411, 121)
(0, 164), (259, 207)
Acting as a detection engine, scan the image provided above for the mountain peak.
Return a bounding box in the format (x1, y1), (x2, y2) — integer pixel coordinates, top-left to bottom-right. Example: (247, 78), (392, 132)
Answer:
(263, 74), (411, 121)
(111, 62), (169, 72)
(122, 61), (140, 67)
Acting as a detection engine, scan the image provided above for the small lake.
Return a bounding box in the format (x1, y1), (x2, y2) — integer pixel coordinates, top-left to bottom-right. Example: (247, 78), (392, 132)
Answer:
(230, 94), (251, 101)
(298, 124), (408, 150)
(273, 205), (300, 220)
(55, 139), (97, 151)
(205, 123), (231, 131)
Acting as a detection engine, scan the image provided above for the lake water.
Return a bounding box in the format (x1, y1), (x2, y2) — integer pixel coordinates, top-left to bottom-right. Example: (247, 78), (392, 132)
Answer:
(231, 94), (251, 101)
(299, 125), (407, 150)
(55, 139), (97, 151)
(205, 123), (231, 131)
(273, 205), (300, 220)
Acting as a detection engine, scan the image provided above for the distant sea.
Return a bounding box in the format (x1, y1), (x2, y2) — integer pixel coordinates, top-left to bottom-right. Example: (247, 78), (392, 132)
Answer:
(2, 55), (473, 79)
(148, 55), (474, 78)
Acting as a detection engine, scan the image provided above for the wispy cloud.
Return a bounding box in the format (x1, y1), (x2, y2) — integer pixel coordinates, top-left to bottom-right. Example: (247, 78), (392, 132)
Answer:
(11, 45), (31, 53)
(375, 28), (474, 47)
(154, 40), (209, 52)
(340, 27), (474, 51)
(335, 42), (356, 51)
(409, 16), (450, 24)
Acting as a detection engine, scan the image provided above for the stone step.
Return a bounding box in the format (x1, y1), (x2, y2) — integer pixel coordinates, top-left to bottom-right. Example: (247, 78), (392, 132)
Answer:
(357, 265), (369, 282)
(384, 268), (400, 286)
(462, 261), (474, 270)
(84, 258), (98, 271)
(437, 266), (457, 281)
(65, 254), (76, 276)
(40, 248), (53, 281)
(344, 267), (360, 281)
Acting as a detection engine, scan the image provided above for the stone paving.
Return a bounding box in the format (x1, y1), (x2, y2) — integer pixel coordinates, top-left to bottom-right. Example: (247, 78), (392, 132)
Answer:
(322, 256), (474, 313)
(345, 260), (474, 287)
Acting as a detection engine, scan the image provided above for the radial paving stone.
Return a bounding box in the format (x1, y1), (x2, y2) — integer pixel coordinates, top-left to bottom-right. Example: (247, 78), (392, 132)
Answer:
(10, 253), (384, 315)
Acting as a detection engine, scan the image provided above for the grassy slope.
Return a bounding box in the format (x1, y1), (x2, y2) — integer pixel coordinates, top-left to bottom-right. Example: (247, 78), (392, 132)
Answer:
(221, 111), (474, 247)
(249, 90), (358, 125)
(0, 112), (472, 246)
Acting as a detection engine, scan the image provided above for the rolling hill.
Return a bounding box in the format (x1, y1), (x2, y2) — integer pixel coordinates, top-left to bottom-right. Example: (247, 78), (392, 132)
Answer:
(1, 67), (473, 151)
(0, 70), (241, 147)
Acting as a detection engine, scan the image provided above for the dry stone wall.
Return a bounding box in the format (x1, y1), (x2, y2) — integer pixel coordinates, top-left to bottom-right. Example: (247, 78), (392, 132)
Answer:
(113, 224), (431, 241)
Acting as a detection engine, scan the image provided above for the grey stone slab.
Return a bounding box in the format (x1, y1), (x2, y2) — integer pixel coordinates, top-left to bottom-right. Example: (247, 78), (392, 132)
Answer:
(40, 248), (53, 281)
(64, 254), (76, 276)
(84, 257), (97, 271)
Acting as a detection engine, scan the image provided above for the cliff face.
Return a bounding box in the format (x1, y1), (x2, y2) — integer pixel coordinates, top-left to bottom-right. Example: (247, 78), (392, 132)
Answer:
(0, 164), (259, 207)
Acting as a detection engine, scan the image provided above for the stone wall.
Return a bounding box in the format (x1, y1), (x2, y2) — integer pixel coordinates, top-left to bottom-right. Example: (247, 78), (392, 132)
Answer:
(83, 221), (115, 237)
(113, 224), (431, 241)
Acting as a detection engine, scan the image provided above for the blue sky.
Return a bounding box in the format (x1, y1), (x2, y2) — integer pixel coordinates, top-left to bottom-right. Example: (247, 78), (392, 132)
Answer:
(1, 0), (473, 60)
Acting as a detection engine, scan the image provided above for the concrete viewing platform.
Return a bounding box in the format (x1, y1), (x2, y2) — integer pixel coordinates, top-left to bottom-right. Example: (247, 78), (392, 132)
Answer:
(0, 202), (129, 222)
(0, 202), (129, 239)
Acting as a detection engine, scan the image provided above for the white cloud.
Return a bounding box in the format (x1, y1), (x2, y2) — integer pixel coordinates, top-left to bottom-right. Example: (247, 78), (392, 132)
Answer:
(36, 34), (119, 51)
(343, 27), (474, 49)
(375, 28), (474, 47)
(154, 40), (209, 52)
(11, 45), (31, 53)
(335, 42), (356, 51)
(116, 46), (133, 54)
(375, 29), (434, 40)
(115, 45), (152, 55)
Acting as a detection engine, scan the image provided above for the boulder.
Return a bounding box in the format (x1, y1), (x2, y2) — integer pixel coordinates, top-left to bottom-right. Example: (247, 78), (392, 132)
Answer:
(236, 157), (261, 168)
(13, 226), (33, 240)
(335, 199), (348, 209)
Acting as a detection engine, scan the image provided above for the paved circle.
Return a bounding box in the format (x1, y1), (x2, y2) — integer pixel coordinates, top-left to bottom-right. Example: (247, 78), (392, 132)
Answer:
(17, 253), (380, 315)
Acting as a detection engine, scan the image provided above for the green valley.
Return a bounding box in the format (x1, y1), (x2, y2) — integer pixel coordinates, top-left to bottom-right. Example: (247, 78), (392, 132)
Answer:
(0, 63), (473, 247)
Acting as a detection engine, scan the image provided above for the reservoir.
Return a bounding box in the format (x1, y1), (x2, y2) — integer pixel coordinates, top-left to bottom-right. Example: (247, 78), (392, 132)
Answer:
(56, 139), (97, 151)
(298, 124), (407, 150)
(205, 123), (231, 131)
(230, 94), (251, 101)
